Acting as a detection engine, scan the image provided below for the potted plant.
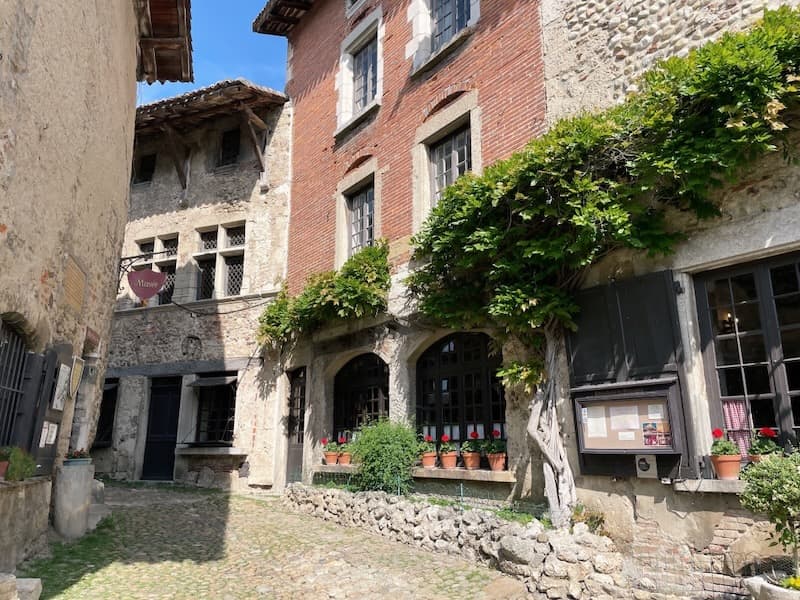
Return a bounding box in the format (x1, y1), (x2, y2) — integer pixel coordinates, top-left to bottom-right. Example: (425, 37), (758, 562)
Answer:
(741, 451), (800, 599)
(419, 434), (437, 468)
(5, 447), (36, 481)
(749, 427), (780, 463)
(337, 436), (352, 465)
(64, 448), (91, 465)
(485, 429), (507, 471)
(710, 428), (741, 480)
(0, 447), (10, 480)
(439, 434), (457, 469)
(461, 431), (482, 470)
(321, 437), (339, 465)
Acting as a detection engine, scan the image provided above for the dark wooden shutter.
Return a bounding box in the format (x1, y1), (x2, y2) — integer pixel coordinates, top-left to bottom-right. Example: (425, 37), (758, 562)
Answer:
(568, 270), (681, 384)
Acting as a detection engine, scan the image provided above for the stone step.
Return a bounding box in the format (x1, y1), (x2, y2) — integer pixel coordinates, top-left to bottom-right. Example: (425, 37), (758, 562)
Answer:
(0, 574), (42, 600)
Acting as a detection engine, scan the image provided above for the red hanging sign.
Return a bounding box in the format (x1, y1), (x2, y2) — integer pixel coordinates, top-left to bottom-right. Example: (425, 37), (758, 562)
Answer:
(127, 270), (167, 300)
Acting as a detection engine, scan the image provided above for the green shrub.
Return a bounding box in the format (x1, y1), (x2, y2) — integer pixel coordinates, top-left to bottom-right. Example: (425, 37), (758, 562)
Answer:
(349, 419), (419, 495)
(6, 447), (36, 481)
(572, 503), (606, 535)
(740, 451), (800, 577)
(0, 447), (11, 462)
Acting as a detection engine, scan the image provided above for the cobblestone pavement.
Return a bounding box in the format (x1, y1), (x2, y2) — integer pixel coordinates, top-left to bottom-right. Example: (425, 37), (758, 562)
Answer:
(21, 485), (527, 599)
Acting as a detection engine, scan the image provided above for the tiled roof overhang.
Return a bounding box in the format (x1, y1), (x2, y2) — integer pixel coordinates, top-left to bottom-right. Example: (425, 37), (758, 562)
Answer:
(135, 0), (194, 83)
(252, 0), (314, 36)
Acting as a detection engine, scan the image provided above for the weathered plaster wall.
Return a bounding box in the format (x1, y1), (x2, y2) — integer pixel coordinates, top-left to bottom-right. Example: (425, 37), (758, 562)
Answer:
(0, 2), (138, 458)
(95, 103), (292, 489)
(542, 0), (800, 123)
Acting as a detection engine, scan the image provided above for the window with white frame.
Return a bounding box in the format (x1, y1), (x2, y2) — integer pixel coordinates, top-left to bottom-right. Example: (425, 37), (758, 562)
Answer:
(193, 224), (246, 300)
(348, 183), (374, 255)
(336, 8), (384, 130)
(429, 124), (471, 206)
(406, 0), (480, 70)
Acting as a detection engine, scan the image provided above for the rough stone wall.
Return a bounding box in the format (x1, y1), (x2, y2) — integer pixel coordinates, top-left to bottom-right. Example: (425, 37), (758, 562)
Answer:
(542, 0), (800, 123)
(0, 2), (138, 458)
(0, 478), (51, 571)
(95, 103), (292, 488)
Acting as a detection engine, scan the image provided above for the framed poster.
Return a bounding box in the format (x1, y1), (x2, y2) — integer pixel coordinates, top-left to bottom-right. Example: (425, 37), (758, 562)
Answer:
(52, 364), (71, 411)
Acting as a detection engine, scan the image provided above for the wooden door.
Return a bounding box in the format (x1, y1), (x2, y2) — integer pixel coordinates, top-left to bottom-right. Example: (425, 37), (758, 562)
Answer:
(142, 377), (181, 480)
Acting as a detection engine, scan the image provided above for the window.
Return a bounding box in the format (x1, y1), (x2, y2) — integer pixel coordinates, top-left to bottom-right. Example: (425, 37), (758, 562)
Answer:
(336, 7), (383, 130)
(138, 240), (155, 259)
(416, 333), (505, 444)
(353, 37), (378, 113)
(93, 380), (118, 449)
(430, 125), (471, 206)
(194, 224), (246, 300)
(197, 258), (216, 300)
(162, 236), (178, 257)
(196, 375), (237, 445)
(334, 354), (389, 440)
(225, 255), (244, 296)
(200, 230), (218, 251)
(158, 263), (176, 305)
(133, 153), (157, 184)
(227, 226), (246, 247)
(218, 128), (240, 167)
(348, 184), (374, 255)
(432, 0), (471, 52)
(0, 320), (28, 446)
(697, 256), (800, 451)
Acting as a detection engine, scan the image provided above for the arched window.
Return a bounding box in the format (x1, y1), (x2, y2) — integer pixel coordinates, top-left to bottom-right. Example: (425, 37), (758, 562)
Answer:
(416, 333), (505, 444)
(334, 353), (389, 439)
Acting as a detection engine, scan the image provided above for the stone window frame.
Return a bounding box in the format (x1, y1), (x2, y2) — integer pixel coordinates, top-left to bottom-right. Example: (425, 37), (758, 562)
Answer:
(192, 222), (247, 301)
(405, 0), (480, 73)
(335, 157), (382, 268)
(411, 90), (482, 234)
(344, 0), (368, 19)
(335, 7), (385, 136)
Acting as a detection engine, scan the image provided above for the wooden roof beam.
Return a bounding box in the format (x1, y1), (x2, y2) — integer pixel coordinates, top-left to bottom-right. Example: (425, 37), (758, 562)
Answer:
(241, 114), (266, 174)
(240, 103), (268, 131)
(161, 124), (191, 189)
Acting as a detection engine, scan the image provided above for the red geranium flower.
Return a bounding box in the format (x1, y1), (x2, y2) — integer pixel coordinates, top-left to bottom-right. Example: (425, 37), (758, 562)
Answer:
(321, 437), (328, 445)
(470, 431), (479, 439)
(424, 434), (433, 442)
(759, 427), (777, 438)
(712, 428), (724, 439)
(492, 429), (502, 439)
(441, 434), (450, 443)
(338, 436), (347, 444)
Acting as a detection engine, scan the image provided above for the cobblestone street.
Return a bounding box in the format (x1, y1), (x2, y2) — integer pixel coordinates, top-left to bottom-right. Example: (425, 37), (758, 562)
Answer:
(21, 485), (526, 599)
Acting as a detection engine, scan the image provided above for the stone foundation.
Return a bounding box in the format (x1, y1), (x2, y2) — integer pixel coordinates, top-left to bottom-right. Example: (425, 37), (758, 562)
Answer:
(284, 484), (687, 600)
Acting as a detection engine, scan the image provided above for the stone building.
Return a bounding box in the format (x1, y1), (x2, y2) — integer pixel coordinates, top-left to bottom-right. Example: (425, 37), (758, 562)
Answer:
(0, 0), (192, 572)
(92, 80), (292, 491)
(253, 0), (800, 596)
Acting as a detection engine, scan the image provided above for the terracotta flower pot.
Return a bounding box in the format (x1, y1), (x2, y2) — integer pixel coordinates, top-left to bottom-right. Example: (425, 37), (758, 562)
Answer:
(462, 452), (481, 470)
(338, 452), (352, 465)
(440, 451), (458, 469)
(0, 460), (7, 479)
(323, 451), (339, 465)
(711, 454), (741, 480)
(487, 452), (507, 471)
(420, 452), (437, 469)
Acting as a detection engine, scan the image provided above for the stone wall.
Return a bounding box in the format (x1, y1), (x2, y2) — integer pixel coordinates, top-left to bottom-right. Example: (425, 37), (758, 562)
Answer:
(284, 484), (655, 600)
(541, 0), (800, 123)
(0, 478), (51, 572)
(0, 1), (138, 459)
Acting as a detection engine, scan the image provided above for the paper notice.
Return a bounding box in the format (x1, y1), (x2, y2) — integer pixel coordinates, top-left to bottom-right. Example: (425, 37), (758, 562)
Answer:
(39, 424), (49, 448)
(618, 431), (635, 441)
(609, 405), (639, 430)
(46, 422), (58, 445)
(586, 405), (607, 438)
(647, 404), (665, 420)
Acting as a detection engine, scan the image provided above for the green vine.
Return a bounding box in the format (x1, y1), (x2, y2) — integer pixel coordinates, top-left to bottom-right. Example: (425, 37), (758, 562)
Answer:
(258, 240), (390, 347)
(409, 7), (800, 386)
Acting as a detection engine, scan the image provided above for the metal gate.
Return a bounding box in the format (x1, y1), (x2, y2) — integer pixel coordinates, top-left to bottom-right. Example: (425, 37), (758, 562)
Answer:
(286, 368), (306, 483)
(0, 321), (28, 446)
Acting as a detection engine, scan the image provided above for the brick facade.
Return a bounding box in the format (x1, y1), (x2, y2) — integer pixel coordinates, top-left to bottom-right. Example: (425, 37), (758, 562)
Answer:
(284, 0), (545, 291)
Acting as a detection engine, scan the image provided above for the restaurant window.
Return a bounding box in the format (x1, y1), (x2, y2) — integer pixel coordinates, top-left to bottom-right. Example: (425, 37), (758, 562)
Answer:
(193, 373), (237, 445)
(334, 354), (389, 440)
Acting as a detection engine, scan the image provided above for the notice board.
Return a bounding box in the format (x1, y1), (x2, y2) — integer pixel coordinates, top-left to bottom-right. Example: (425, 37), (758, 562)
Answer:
(576, 394), (675, 453)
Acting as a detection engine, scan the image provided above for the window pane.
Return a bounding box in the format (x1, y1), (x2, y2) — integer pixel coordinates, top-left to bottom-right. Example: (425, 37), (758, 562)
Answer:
(708, 279), (732, 307)
(227, 226), (246, 247)
(353, 37), (377, 112)
(730, 274), (758, 302)
(430, 126), (471, 205)
(162, 237), (178, 256)
(786, 362), (800, 391)
(714, 338), (740, 366)
(781, 328), (800, 359)
(711, 305), (735, 335)
(771, 263), (799, 295)
(793, 396), (800, 427)
(219, 129), (240, 166)
(750, 399), (777, 428)
(197, 259), (215, 300)
(200, 230), (218, 251)
(739, 335), (767, 363)
(158, 263), (176, 305)
(348, 184), (374, 254)
(733, 303), (761, 332)
(775, 294), (800, 327)
(718, 367), (744, 397)
(225, 255), (244, 296)
(744, 365), (771, 395)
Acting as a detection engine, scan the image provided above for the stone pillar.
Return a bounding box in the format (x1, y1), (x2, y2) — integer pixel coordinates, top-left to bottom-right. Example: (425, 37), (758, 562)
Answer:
(53, 463), (94, 539)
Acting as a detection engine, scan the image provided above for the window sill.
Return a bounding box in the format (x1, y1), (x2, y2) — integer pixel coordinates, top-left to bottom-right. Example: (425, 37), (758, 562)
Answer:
(114, 291), (279, 314)
(334, 101), (381, 141)
(411, 27), (475, 78)
(175, 446), (248, 457)
(672, 479), (744, 494)
(315, 464), (357, 474)
(412, 467), (516, 483)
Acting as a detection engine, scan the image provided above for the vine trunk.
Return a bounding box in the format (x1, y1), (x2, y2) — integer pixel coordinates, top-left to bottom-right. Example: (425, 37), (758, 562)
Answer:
(526, 324), (577, 529)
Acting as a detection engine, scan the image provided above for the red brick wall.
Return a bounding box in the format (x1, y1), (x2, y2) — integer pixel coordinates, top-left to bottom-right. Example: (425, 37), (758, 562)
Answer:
(286, 0), (545, 292)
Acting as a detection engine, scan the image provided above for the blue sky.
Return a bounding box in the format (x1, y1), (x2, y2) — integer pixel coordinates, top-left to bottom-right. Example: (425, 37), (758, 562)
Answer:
(136, 0), (287, 106)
